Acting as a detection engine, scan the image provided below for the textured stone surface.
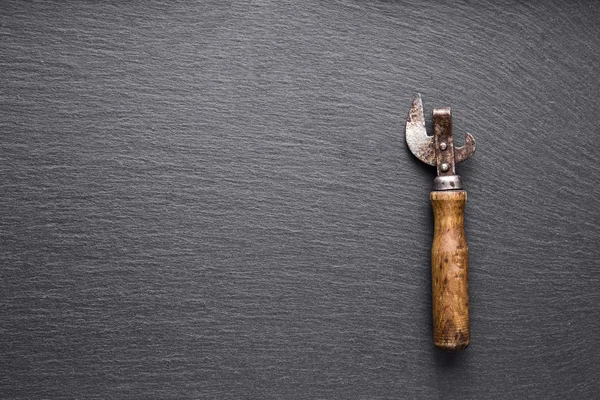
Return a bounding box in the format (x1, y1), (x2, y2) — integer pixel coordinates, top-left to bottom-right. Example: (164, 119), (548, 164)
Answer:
(1, 1), (599, 398)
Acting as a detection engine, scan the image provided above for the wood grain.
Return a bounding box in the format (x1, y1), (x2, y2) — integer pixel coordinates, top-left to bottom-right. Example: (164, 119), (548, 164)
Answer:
(431, 190), (469, 350)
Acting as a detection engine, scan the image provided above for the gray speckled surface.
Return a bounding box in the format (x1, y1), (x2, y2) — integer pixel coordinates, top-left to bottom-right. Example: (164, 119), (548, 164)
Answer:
(1, 1), (599, 398)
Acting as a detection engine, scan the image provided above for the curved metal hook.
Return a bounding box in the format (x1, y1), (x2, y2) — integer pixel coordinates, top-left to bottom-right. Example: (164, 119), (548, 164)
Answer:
(405, 93), (435, 166)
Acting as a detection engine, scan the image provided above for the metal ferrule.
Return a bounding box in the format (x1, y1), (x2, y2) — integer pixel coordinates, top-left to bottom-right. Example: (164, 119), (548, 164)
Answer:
(433, 175), (463, 191)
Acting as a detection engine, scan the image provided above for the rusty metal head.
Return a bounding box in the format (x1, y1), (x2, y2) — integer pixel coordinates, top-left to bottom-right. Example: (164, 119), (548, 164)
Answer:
(405, 93), (476, 171)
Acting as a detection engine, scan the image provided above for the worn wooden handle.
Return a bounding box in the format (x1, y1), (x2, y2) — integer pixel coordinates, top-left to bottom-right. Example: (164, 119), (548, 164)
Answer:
(430, 190), (470, 350)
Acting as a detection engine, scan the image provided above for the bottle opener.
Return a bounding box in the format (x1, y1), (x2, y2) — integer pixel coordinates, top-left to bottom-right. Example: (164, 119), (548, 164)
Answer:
(405, 93), (476, 350)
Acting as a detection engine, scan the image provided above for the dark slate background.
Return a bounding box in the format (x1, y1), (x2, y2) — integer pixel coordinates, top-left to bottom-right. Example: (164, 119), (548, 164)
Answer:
(1, 1), (599, 399)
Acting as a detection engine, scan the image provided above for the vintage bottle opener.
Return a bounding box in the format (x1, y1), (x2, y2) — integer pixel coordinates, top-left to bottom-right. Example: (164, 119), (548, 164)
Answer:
(405, 94), (476, 350)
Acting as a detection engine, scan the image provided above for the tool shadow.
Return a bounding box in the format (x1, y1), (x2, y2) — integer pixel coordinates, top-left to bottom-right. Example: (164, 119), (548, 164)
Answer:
(433, 345), (470, 366)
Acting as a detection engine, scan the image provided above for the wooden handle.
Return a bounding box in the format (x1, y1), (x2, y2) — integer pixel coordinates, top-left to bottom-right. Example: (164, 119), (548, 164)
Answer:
(430, 190), (470, 350)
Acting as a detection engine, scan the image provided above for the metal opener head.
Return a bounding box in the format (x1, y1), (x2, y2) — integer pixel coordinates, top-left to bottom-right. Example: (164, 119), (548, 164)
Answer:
(405, 93), (476, 189)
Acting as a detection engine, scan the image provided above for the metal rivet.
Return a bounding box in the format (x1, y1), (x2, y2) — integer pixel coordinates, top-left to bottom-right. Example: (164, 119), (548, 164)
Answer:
(439, 142), (447, 151)
(440, 163), (449, 172)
